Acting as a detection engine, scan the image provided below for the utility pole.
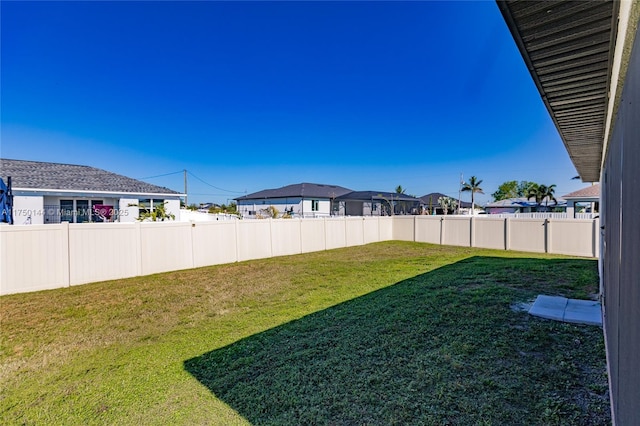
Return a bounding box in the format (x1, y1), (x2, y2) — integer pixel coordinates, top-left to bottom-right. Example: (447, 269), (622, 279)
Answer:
(457, 173), (463, 215)
(184, 169), (188, 207)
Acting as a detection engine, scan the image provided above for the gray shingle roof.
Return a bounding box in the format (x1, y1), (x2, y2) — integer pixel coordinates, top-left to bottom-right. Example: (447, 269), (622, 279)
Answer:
(562, 184), (600, 199)
(336, 191), (420, 203)
(0, 159), (181, 195)
(236, 183), (352, 200)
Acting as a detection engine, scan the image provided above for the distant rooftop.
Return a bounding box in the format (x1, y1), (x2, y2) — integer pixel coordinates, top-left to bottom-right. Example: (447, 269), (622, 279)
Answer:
(562, 184), (600, 199)
(485, 197), (566, 208)
(0, 158), (181, 195)
(336, 191), (420, 202)
(235, 182), (352, 200)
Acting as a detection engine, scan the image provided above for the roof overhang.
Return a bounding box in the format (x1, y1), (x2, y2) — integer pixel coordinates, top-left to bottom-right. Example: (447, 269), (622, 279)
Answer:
(12, 188), (185, 198)
(497, 0), (619, 183)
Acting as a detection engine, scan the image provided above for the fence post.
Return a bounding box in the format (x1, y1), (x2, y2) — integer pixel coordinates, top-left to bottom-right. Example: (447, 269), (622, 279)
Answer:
(61, 221), (71, 288)
(593, 218), (599, 258)
(470, 216), (475, 248)
(134, 222), (142, 276)
(269, 218), (274, 257)
(545, 218), (551, 254)
(323, 217), (327, 251)
(299, 217), (304, 255)
(505, 217), (511, 251)
(188, 221), (195, 269)
(439, 216), (445, 246)
(234, 219), (240, 262)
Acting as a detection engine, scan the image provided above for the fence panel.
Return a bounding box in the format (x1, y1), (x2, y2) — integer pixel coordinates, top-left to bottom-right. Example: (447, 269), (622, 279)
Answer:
(69, 223), (139, 285)
(549, 219), (598, 257)
(509, 219), (546, 253)
(0, 224), (69, 294)
(300, 219), (326, 253)
(236, 220), (272, 261)
(443, 217), (471, 247)
(325, 218), (347, 250)
(345, 217), (365, 247)
(270, 219), (302, 257)
(140, 222), (194, 275)
(378, 217), (394, 241)
(414, 216), (441, 244)
(191, 221), (238, 267)
(392, 216), (415, 241)
(363, 217), (381, 244)
(474, 218), (506, 250)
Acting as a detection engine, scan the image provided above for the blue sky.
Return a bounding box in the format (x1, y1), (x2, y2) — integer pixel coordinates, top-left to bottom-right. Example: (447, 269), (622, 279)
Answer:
(1, 1), (587, 206)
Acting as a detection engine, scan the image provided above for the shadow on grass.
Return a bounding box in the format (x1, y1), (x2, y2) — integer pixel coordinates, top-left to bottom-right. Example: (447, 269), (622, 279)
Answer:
(184, 256), (608, 425)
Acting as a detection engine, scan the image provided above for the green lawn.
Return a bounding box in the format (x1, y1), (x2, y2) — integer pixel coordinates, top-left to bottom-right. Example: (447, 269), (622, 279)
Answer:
(0, 241), (609, 425)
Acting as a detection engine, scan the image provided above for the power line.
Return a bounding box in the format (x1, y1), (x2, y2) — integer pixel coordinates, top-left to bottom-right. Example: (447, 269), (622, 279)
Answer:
(190, 193), (243, 197)
(137, 170), (183, 180)
(187, 171), (245, 194)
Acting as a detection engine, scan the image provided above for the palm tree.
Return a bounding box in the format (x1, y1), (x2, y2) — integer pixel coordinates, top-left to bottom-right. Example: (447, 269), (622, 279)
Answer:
(438, 196), (457, 215)
(540, 184), (557, 211)
(527, 184), (557, 212)
(461, 176), (483, 214)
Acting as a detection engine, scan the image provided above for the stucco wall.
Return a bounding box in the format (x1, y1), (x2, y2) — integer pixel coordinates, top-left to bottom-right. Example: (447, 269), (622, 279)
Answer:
(12, 195), (44, 225)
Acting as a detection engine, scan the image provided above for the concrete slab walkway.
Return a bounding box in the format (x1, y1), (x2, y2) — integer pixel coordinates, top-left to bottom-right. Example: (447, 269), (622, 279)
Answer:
(528, 295), (602, 326)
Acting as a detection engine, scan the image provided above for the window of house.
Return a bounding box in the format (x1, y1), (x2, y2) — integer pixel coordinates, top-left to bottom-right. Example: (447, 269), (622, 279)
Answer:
(60, 200), (74, 222)
(139, 199), (151, 215)
(91, 200), (105, 222)
(311, 200), (319, 211)
(76, 200), (90, 223)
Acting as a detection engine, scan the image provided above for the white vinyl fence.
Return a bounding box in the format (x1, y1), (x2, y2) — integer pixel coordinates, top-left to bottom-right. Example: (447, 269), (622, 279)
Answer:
(0, 216), (599, 295)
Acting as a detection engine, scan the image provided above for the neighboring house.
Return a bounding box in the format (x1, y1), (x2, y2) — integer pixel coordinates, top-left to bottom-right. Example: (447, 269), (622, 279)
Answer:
(334, 191), (421, 216)
(235, 182), (352, 219)
(419, 192), (472, 214)
(0, 159), (184, 224)
(563, 184), (600, 218)
(498, 1), (639, 422)
(485, 197), (566, 214)
(484, 198), (535, 214)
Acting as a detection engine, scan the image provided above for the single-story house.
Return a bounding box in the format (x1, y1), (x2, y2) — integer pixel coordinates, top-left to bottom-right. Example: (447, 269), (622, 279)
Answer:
(484, 197), (536, 214)
(334, 191), (421, 216)
(484, 197), (567, 214)
(235, 182), (352, 219)
(562, 184), (600, 217)
(0, 159), (184, 224)
(419, 192), (472, 214)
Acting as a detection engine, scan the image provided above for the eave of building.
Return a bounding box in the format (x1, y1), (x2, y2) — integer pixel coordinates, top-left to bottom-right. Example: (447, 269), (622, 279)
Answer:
(497, 0), (620, 183)
(12, 188), (186, 198)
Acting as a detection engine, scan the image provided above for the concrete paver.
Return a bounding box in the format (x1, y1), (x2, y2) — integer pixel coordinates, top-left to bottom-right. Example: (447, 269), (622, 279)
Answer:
(528, 294), (602, 326)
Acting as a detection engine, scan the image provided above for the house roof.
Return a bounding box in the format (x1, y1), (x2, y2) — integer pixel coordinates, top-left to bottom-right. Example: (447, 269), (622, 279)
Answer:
(0, 159), (182, 195)
(485, 197), (566, 208)
(496, 0), (620, 183)
(562, 183), (600, 199)
(335, 191), (421, 203)
(419, 192), (472, 208)
(485, 197), (535, 208)
(235, 182), (352, 201)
